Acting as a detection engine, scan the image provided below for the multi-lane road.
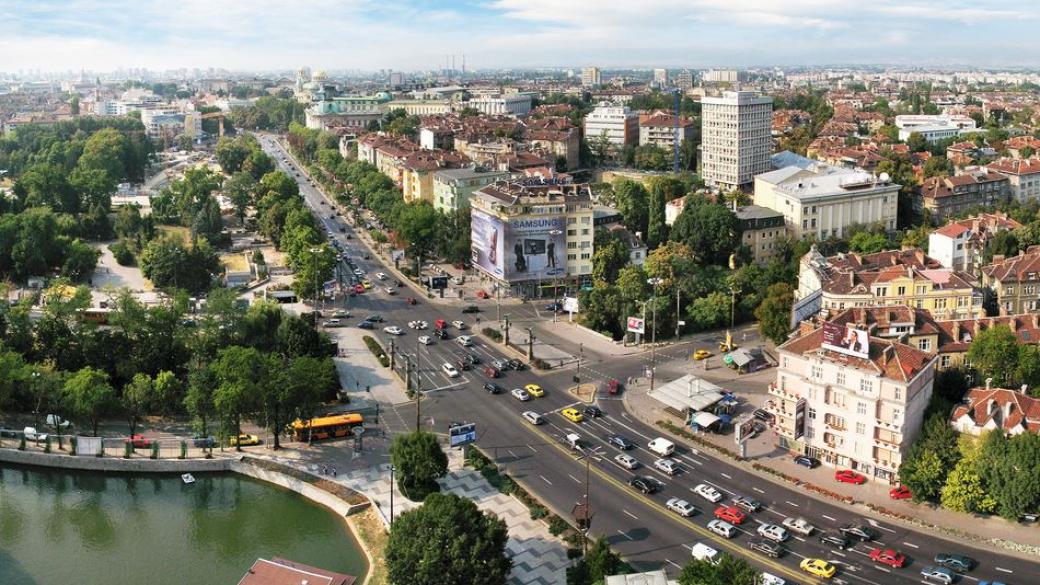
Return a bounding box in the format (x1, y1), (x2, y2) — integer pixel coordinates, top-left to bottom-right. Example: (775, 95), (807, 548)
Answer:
(257, 135), (1034, 585)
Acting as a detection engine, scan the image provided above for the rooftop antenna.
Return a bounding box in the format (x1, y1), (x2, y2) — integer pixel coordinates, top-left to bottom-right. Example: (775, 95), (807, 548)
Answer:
(462, 54), (466, 77)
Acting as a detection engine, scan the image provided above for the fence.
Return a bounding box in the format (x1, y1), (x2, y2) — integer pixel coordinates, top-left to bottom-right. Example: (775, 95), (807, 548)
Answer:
(0, 428), (230, 460)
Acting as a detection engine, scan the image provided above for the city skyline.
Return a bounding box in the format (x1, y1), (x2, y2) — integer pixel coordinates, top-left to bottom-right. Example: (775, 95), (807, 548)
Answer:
(2, 0), (1040, 73)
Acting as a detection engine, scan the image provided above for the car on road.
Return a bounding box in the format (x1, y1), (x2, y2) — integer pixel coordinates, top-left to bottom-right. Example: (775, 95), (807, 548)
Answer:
(361, 280), (372, 289)
(510, 388), (531, 402)
(934, 553), (976, 572)
(434, 328), (450, 340)
(890, 485), (913, 500)
(818, 532), (852, 550)
(483, 366), (500, 378)
(757, 524), (789, 542)
(406, 297), (417, 305)
(690, 542), (721, 564)
(561, 408), (584, 423)
(492, 358), (509, 370)
(693, 484), (723, 503)
(647, 437), (675, 456)
(354, 284), (365, 294)
(706, 519), (736, 538)
(408, 320), (428, 329)
(614, 454), (639, 470)
(356, 321), (374, 329)
(693, 349), (712, 360)
(868, 547), (907, 568)
(713, 505), (747, 525)
(332, 310), (351, 318)
(732, 496), (763, 513)
(834, 469), (867, 484)
(628, 476), (657, 494)
(781, 516), (815, 536)
(609, 435), (634, 450)
(322, 319), (343, 328)
(230, 434), (261, 447)
(793, 455), (820, 468)
(920, 566), (957, 584)
(384, 287), (396, 295)
(666, 497), (697, 517)
(747, 538), (785, 558)
(452, 320), (467, 329)
(441, 363), (460, 378)
(521, 411), (543, 425)
(417, 335), (433, 345)
(583, 405), (604, 418)
(483, 382), (501, 394)
(365, 314), (385, 322)
(383, 326), (404, 336)
(462, 305), (480, 314)
(506, 358), (523, 370)
(376, 272), (387, 280)
(653, 458), (680, 475)
(799, 558), (836, 579)
(456, 335), (473, 347)
(524, 384), (544, 397)
(839, 524), (878, 541)
(753, 408), (774, 422)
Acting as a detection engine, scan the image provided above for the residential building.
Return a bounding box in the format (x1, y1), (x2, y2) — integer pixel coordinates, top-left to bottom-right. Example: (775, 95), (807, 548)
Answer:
(584, 103), (639, 154)
(753, 161), (899, 239)
(951, 384), (1040, 436)
(399, 150), (469, 204)
(638, 110), (695, 152)
(525, 117), (581, 170)
(766, 323), (936, 481)
(581, 67), (602, 87)
(664, 195), (688, 226)
(982, 246), (1040, 314)
(607, 224), (648, 266)
(987, 157), (1040, 202)
(675, 70), (694, 91)
(702, 70), (740, 84)
(895, 114), (977, 142)
(238, 557), (356, 585)
(701, 91), (774, 191)
(305, 92), (394, 131)
(653, 68), (668, 86)
(927, 213), (1022, 274)
(918, 171), (1011, 221)
(467, 93), (533, 117)
(1002, 135), (1040, 159)
(432, 167), (509, 213)
(734, 205), (787, 265)
(797, 247), (943, 300)
(470, 181), (595, 298)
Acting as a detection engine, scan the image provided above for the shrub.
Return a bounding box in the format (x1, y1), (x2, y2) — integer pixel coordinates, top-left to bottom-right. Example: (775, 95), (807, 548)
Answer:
(482, 327), (502, 342)
(531, 358), (549, 370)
(70, 436), (78, 456)
(362, 335), (390, 367)
(529, 506), (548, 520)
(150, 442), (159, 459)
(110, 239), (136, 265)
(548, 515), (570, 536)
(179, 440), (187, 459)
(124, 442), (132, 458)
(566, 548), (583, 560)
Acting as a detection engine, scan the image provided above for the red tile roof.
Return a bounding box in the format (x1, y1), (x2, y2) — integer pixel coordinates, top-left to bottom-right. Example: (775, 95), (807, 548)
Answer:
(951, 387), (1040, 434)
(238, 558), (356, 585)
(987, 157), (1040, 175)
(779, 326), (933, 382)
(982, 247), (1040, 283)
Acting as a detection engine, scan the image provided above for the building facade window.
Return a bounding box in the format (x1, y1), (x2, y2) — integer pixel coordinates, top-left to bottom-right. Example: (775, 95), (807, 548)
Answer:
(857, 401), (867, 416)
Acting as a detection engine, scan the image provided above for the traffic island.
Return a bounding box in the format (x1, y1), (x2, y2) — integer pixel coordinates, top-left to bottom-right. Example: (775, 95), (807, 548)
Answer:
(569, 383), (597, 403)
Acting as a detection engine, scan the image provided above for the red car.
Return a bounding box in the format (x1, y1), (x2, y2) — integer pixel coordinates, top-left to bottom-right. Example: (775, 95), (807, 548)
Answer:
(354, 284), (365, 294)
(834, 469), (867, 484)
(125, 434), (153, 448)
(889, 485), (912, 500)
(868, 548), (907, 568)
(713, 505), (747, 525)
(476, 290), (490, 299)
(405, 297), (417, 305)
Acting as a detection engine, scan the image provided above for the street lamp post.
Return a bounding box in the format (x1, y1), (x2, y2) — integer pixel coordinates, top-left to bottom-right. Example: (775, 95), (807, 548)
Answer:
(389, 465), (396, 526)
(648, 278), (661, 392)
(310, 246), (322, 326)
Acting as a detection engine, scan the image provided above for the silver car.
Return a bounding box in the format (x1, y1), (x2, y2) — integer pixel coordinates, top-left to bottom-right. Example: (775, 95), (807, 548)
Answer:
(666, 497), (697, 517)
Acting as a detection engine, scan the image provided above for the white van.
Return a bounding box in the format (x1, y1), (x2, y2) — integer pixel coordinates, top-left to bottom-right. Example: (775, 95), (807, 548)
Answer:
(690, 542), (721, 564)
(647, 437), (675, 457)
(565, 433), (582, 450)
(442, 363), (460, 378)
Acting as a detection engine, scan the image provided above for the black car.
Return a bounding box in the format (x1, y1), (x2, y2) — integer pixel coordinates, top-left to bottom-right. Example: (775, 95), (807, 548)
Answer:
(483, 382), (501, 394)
(793, 455), (820, 468)
(394, 279), (404, 287)
(628, 476), (657, 494)
(507, 358), (524, 370)
(545, 302), (562, 312)
(462, 305), (481, 314)
(583, 405), (604, 418)
(465, 354), (481, 365)
(933, 553), (976, 572)
(753, 408), (774, 422)
(818, 532), (852, 550)
(357, 321), (374, 329)
(747, 538), (784, 558)
(366, 314), (385, 323)
(609, 434), (634, 450)
(839, 524), (878, 541)
(433, 329), (450, 340)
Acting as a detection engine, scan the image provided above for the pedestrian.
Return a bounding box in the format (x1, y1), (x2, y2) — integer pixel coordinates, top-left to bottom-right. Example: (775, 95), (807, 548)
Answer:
(332, 467), (337, 477)
(366, 385), (371, 393)
(321, 465), (328, 475)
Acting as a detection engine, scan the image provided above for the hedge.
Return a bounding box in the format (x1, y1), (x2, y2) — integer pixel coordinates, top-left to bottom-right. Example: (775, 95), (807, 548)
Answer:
(362, 335), (390, 367)
(482, 327), (502, 342)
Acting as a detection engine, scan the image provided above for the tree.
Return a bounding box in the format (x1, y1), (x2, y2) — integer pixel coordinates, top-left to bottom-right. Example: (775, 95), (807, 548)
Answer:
(385, 492), (511, 585)
(0, 344), (28, 420)
(61, 240), (101, 281)
(899, 413), (961, 502)
(940, 434), (997, 514)
(848, 231), (890, 254)
(397, 203), (440, 275)
(678, 554), (759, 585)
(966, 325), (1019, 386)
(390, 431), (448, 501)
(591, 234), (630, 283)
(669, 197), (740, 266)
(215, 136), (253, 174)
(63, 366), (116, 436)
(923, 155), (954, 179)
(613, 179), (649, 237)
(139, 237), (221, 295)
(210, 346), (263, 447)
(688, 291), (730, 331)
(755, 283), (795, 345)
(184, 364), (216, 436)
(122, 373), (154, 440)
(78, 127), (130, 183)
(567, 538), (624, 585)
(224, 171), (257, 221)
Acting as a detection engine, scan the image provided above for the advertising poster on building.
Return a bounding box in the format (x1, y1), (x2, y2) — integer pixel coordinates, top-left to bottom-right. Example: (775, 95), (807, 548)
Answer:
(822, 321), (870, 359)
(794, 398), (807, 440)
(471, 208), (505, 279)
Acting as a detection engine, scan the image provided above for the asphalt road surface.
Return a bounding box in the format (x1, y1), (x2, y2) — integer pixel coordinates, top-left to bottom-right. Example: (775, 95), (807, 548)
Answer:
(258, 135), (1036, 585)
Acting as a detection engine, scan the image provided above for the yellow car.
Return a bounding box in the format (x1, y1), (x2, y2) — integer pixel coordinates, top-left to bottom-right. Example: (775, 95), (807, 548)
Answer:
(229, 434), (261, 447)
(693, 349), (712, 360)
(799, 558), (836, 579)
(524, 384), (545, 397)
(561, 408), (584, 423)
(362, 280), (373, 289)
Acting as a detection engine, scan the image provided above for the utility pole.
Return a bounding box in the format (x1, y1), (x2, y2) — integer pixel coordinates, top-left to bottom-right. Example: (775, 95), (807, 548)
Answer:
(415, 341), (423, 432)
(389, 338), (396, 371)
(311, 247), (321, 325)
(502, 316), (510, 346)
(525, 327), (535, 361)
(389, 465), (396, 526)
(675, 287), (682, 338)
(575, 343), (583, 384)
(650, 278), (660, 392)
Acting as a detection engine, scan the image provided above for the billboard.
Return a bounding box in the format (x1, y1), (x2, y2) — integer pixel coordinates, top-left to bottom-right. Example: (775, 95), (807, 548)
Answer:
(562, 296), (580, 313)
(794, 398), (807, 440)
(471, 208), (567, 282)
(822, 321), (870, 359)
(449, 422), (477, 447)
(627, 316), (645, 334)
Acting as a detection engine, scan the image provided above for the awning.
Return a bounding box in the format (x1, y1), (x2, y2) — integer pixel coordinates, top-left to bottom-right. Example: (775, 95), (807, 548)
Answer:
(693, 411), (721, 428)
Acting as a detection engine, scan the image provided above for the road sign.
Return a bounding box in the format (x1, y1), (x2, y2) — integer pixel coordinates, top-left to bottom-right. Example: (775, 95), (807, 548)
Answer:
(627, 316), (645, 334)
(449, 422), (477, 447)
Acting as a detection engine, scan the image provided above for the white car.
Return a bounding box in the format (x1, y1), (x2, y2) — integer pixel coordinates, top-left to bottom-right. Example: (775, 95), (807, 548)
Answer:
(383, 326), (404, 336)
(417, 335), (433, 345)
(353, 268), (364, 276)
(451, 320), (467, 329)
(760, 574), (786, 585)
(757, 524), (789, 543)
(408, 320), (428, 330)
(693, 483), (723, 503)
(456, 335), (473, 347)
(666, 497), (697, 517)
(376, 272), (387, 280)
(707, 519), (736, 538)
(521, 411), (543, 425)
(510, 388), (531, 401)
(614, 453), (639, 470)
(781, 516), (815, 536)
(385, 287), (396, 295)
(441, 363), (460, 378)
(45, 414), (71, 428)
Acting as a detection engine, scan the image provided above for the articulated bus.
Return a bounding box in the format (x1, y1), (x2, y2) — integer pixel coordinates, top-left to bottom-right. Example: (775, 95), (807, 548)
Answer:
(291, 413), (364, 442)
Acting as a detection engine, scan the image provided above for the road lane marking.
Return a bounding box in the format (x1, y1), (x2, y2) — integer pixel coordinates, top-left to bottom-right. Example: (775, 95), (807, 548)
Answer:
(507, 449), (517, 458)
(995, 567), (1013, 573)
(901, 541), (919, 549)
(622, 509), (638, 520)
(831, 550), (846, 558)
(752, 487), (766, 494)
(822, 514), (837, 522)
(720, 472), (732, 480)
(875, 566), (890, 573)
(539, 475), (552, 485)
(527, 445), (538, 453)
(866, 519), (895, 533)
(785, 500), (800, 507)
(665, 559), (681, 569)
(616, 529), (634, 541)
(568, 474), (582, 484)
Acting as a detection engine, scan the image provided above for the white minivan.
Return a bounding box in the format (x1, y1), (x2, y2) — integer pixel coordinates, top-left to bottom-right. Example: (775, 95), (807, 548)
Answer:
(647, 437), (675, 457)
(690, 542), (721, 564)
(442, 362), (460, 378)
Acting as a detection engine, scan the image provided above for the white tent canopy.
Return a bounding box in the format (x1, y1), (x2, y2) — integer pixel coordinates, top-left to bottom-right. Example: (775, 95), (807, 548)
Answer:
(692, 411), (721, 428)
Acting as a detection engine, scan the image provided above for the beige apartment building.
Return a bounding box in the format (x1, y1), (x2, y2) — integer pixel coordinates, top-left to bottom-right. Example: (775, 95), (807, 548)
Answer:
(700, 91), (773, 191)
(982, 246), (1040, 314)
(766, 324), (936, 482)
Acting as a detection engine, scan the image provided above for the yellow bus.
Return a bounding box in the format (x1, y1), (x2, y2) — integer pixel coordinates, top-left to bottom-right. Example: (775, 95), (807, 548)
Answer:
(292, 413), (364, 442)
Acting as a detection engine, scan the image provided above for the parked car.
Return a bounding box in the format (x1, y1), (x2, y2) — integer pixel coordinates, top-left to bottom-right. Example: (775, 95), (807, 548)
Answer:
(934, 553), (976, 572)
(23, 427), (47, 442)
(126, 434), (153, 448)
(920, 566), (957, 584)
(230, 434), (260, 447)
(483, 382), (501, 394)
(192, 435), (216, 448)
(614, 453), (639, 470)
(793, 455), (820, 468)
(835, 469), (867, 484)
(357, 321), (374, 329)
(747, 538), (785, 558)
(890, 485), (913, 500)
(666, 497), (697, 517)
(868, 548), (907, 568)
(45, 414), (71, 428)
(628, 475), (657, 494)
(753, 408), (774, 422)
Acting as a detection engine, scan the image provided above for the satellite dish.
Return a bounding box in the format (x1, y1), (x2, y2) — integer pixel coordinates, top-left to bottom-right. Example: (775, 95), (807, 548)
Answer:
(879, 172), (891, 183)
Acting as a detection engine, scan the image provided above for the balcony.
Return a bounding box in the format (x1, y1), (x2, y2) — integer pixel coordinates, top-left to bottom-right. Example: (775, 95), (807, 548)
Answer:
(824, 416), (847, 431)
(768, 382), (799, 401)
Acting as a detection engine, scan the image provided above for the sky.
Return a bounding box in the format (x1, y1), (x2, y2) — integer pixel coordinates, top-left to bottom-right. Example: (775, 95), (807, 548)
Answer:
(1, 0), (1039, 73)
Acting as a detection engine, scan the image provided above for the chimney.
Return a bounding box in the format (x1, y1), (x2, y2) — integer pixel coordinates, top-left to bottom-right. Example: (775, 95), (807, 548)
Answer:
(992, 254), (1005, 264)
(1010, 317), (1018, 333)
(1033, 313), (1039, 329)
(1022, 384), (1029, 395)
(986, 377), (993, 390)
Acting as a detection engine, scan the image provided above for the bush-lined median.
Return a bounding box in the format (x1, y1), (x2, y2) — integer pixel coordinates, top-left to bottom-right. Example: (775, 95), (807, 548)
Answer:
(363, 335), (390, 367)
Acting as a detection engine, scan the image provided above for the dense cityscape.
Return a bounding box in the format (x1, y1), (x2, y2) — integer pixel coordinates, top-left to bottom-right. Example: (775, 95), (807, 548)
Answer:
(3, 4), (1040, 585)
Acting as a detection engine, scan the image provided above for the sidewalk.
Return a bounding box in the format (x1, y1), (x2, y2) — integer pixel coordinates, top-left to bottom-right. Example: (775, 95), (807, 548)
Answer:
(621, 378), (1040, 556)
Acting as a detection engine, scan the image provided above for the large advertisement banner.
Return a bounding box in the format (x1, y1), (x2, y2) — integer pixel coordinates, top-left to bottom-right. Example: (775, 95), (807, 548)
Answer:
(822, 321), (870, 359)
(472, 208), (567, 282)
